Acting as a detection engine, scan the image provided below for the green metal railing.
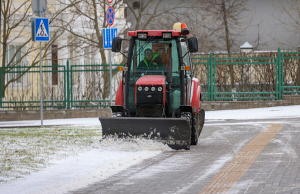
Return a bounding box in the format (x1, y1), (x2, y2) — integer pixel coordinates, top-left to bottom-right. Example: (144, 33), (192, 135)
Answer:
(0, 65), (66, 109)
(192, 47), (300, 101)
(69, 62), (122, 108)
(0, 47), (300, 110)
(280, 50), (300, 96)
(0, 61), (122, 110)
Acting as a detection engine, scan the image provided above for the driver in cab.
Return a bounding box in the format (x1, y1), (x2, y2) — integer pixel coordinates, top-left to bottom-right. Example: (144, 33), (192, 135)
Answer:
(137, 48), (166, 73)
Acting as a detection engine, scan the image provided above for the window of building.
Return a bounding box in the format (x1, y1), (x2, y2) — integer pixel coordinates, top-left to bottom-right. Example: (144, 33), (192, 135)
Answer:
(124, 7), (127, 18)
(133, 1), (140, 9)
(6, 45), (22, 83)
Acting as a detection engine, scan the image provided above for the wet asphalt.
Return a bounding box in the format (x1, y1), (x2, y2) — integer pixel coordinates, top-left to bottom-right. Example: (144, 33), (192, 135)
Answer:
(71, 117), (300, 194)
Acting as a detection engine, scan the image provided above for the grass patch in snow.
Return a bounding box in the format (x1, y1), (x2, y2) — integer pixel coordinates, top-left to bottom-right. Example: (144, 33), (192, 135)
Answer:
(0, 126), (101, 183)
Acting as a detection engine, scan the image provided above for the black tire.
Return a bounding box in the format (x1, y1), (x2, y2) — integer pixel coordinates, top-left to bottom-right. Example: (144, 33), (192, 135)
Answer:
(199, 108), (205, 136)
(191, 109), (205, 145)
(191, 113), (198, 145)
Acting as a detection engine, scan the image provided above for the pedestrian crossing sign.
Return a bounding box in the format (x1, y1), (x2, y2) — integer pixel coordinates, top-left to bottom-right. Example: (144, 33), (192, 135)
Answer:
(32, 18), (50, 42)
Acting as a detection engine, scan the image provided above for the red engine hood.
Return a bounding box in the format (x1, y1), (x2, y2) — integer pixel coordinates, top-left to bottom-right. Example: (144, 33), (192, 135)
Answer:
(136, 75), (165, 85)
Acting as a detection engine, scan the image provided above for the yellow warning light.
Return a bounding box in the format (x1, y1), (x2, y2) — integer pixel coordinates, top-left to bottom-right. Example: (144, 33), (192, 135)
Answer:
(185, 66), (190, 71)
(118, 66), (123, 71)
(173, 22), (182, 31)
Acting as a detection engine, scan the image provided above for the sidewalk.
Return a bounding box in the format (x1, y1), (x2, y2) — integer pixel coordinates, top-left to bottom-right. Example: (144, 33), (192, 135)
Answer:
(0, 117), (100, 128)
(1, 105), (299, 128)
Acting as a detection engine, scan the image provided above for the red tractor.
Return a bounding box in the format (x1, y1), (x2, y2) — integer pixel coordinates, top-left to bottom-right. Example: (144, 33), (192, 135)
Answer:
(99, 23), (205, 150)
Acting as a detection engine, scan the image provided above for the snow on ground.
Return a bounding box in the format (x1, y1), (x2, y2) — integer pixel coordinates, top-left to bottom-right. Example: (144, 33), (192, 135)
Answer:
(205, 105), (300, 121)
(0, 128), (171, 194)
(0, 118), (100, 128)
(1, 105), (299, 128)
(0, 105), (300, 194)
(0, 105), (299, 129)
(1, 139), (171, 194)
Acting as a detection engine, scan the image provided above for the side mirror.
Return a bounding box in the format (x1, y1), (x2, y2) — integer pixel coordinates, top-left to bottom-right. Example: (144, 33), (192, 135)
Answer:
(187, 37), (198, 53)
(112, 37), (122, 52)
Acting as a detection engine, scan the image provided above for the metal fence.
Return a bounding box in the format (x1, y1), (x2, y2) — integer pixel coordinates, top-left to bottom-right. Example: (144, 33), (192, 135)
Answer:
(0, 61), (122, 110)
(192, 48), (300, 101)
(0, 47), (299, 110)
(69, 64), (122, 108)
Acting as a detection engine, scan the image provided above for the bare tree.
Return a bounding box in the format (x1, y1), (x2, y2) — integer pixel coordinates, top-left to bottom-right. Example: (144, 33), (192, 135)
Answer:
(271, 0), (300, 46)
(0, 0), (79, 98)
(124, 0), (196, 31)
(200, 0), (252, 88)
(64, 0), (125, 99)
(272, 0), (300, 86)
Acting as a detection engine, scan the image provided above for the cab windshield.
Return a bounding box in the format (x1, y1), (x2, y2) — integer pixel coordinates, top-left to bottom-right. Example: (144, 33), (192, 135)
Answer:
(130, 38), (180, 79)
(126, 38), (181, 115)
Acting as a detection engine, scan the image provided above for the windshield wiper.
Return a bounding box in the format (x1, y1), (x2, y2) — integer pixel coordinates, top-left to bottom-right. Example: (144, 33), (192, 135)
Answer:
(131, 36), (155, 61)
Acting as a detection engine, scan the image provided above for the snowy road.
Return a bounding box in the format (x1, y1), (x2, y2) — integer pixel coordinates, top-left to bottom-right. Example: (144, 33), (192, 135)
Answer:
(71, 118), (300, 194)
(1, 105), (300, 194)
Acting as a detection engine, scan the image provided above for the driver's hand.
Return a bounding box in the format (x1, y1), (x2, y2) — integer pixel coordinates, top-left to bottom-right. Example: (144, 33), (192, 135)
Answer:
(153, 62), (158, 65)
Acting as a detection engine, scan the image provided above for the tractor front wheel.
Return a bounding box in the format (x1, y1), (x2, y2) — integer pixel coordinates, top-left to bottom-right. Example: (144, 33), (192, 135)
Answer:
(191, 108), (205, 145)
(191, 115), (198, 145)
(198, 108), (205, 136)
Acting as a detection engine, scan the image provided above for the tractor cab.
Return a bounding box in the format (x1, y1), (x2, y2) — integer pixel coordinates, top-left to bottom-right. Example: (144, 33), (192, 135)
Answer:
(112, 24), (198, 118)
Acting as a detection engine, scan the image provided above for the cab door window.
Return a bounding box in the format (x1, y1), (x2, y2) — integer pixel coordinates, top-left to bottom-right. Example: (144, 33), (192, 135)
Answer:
(180, 41), (191, 76)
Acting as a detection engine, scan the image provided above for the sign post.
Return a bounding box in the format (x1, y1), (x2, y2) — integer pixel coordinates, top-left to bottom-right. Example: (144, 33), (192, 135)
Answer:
(103, 27), (118, 106)
(31, 0), (48, 127)
(106, 2), (114, 106)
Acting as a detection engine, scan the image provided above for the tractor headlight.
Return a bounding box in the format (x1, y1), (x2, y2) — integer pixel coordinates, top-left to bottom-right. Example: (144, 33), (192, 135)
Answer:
(163, 33), (172, 39)
(138, 86), (143, 91)
(151, 86), (156, 92)
(138, 33), (147, 39)
(158, 86), (163, 92)
(144, 86), (149, 92)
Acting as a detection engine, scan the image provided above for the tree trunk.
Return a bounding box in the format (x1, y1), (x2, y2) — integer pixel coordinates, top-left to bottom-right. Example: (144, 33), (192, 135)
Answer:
(1, 36), (7, 99)
(297, 58), (300, 86)
(222, 0), (235, 89)
(0, 66), (5, 99)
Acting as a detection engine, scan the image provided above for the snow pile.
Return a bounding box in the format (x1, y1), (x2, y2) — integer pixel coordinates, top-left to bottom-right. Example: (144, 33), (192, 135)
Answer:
(96, 138), (173, 151)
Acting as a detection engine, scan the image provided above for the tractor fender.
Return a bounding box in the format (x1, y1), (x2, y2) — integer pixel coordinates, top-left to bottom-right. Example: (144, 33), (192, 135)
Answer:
(190, 78), (201, 114)
(115, 80), (124, 106)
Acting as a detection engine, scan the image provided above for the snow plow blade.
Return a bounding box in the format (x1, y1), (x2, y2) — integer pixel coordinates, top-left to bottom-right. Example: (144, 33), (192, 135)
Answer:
(99, 117), (191, 150)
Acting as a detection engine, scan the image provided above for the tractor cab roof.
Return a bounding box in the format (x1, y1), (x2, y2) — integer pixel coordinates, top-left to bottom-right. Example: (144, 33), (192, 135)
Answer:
(128, 30), (190, 37)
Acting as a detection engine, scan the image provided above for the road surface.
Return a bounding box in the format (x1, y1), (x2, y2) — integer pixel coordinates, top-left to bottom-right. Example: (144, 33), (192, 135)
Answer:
(71, 117), (300, 194)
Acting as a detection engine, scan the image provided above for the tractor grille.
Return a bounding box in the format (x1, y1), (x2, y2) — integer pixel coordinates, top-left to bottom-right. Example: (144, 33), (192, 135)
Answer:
(136, 85), (163, 105)
(136, 85), (164, 117)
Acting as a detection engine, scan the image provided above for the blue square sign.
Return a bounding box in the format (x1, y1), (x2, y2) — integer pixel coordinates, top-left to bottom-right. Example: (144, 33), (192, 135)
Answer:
(34, 18), (50, 42)
(103, 28), (118, 49)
